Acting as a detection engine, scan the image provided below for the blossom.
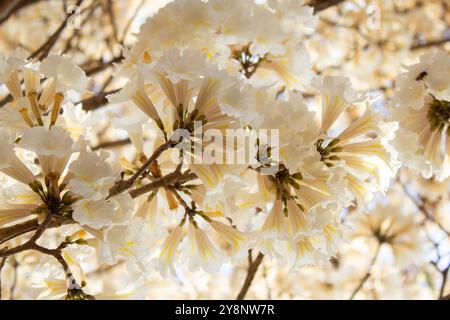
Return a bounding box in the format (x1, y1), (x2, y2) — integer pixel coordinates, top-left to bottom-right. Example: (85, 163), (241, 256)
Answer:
(20, 126), (74, 177)
(184, 221), (223, 272)
(0, 48), (28, 100)
(155, 225), (184, 277)
(209, 219), (248, 257)
(313, 75), (361, 133)
(39, 54), (88, 93)
(68, 149), (116, 201)
(126, 0), (316, 89)
(349, 200), (427, 266)
(99, 218), (162, 269)
(0, 130), (35, 184)
(0, 183), (40, 226)
(391, 50), (450, 179)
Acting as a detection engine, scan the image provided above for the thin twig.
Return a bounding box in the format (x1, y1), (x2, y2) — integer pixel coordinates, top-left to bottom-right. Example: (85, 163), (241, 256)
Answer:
(0, 212), (53, 258)
(398, 178), (450, 237)
(349, 242), (381, 300)
(0, 0), (44, 25)
(411, 38), (450, 50)
(308, 0), (345, 12)
(0, 256), (7, 300)
(0, 215), (73, 246)
(79, 88), (120, 111)
(28, 0), (84, 60)
(438, 265), (450, 299)
(120, 0), (147, 44)
(108, 139), (179, 199)
(91, 138), (131, 151)
(106, 0), (119, 43)
(236, 252), (264, 300)
(129, 171), (197, 199)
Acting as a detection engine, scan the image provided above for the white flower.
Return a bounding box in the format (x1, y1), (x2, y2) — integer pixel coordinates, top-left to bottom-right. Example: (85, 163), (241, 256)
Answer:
(209, 219), (248, 257)
(69, 149), (115, 201)
(313, 75), (361, 132)
(112, 112), (148, 154)
(254, 40), (314, 90)
(108, 74), (161, 122)
(72, 199), (116, 229)
(391, 50), (450, 179)
(72, 193), (134, 229)
(0, 48), (28, 99)
(153, 48), (210, 83)
(40, 54), (88, 93)
(100, 218), (162, 269)
(0, 182), (40, 226)
(0, 101), (28, 138)
(0, 130), (35, 184)
(20, 126), (74, 176)
(155, 225), (184, 277)
(184, 221), (223, 272)
(58, 103), (95, 141)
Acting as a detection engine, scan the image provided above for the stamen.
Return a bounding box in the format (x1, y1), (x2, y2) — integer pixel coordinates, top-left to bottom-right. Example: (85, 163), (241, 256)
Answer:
(23, 68), (40, 97)
(39, 78), (56, 110)
(6, 70), (22, 100)
(50, 92), (64, 127)
(19, 108), (34, 127)
(427, 96), (450, 134)
(27, 91), (44, 126)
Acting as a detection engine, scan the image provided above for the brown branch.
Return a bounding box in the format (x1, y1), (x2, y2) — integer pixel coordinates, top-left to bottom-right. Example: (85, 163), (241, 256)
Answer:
(0, 256), (6, 300)
(62, 0), (101, 54)
(129, 171), (197, 199)
(412, 38), (450, 50)
(80, 89), (119, 111)
(438, 264), (450, 299)
(308, 0), (345, 12)
(82, 55), (123, 76)
(349, 242), (381, 300)
(236, 251), (264, 300)
(91, 138), (131, 151)
(398, 179), (450, 237)
(0, 212), (53, 257)
(106, 0), (119, 43)
(0, 214), (88, 299)
(0, 216), (73, 246)
(0, 219), (38, 246)
(120, 0), (147, 44)
(8, 257), (18, 300)
(108, 139), (179, 199)
(28, 0), (84, 61)
(0, 0), (46, 26)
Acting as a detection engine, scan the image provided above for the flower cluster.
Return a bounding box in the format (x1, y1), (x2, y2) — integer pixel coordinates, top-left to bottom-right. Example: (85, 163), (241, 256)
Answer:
(391, 50), (450, 180)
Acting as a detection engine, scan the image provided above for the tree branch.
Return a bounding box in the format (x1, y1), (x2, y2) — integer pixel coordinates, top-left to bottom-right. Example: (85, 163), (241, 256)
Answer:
(28, 0), (84, 60)
(349, 242), (381, 300)
(91, 138), (131, 151)
(0, 256), (7, 300)
(108, 139), (179, 199)
(0, 0), (45, 26)
(129, 171), (197, 199)
(308, 0), (345, 12)
(398, 179), (450, 237)
(236, 251), (264, 300)
(437, 263), (450, 299)
(0, 215), (73, 246)
(79, 89), (120, 111)
(411, 38), (450, 50)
